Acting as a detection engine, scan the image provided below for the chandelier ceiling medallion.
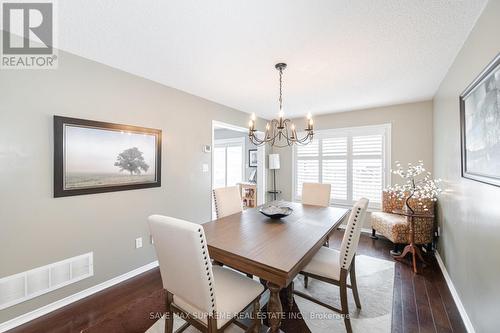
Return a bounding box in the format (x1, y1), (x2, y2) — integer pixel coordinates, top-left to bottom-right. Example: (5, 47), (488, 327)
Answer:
(248, 63), (314, 147)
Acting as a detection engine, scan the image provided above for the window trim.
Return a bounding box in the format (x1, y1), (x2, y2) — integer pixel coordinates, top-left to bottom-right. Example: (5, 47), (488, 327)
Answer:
(292, 123), (391, 209)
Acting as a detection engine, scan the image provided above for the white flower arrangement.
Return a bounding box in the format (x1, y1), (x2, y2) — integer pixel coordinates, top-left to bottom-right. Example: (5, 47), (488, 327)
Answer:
(386, 160), (442, 213)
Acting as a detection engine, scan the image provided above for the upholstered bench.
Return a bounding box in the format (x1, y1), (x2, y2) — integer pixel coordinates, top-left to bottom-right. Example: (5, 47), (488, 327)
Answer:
(371, 191), (435, 255)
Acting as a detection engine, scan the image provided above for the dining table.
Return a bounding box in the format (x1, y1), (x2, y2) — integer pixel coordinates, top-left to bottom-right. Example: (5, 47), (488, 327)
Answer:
(203, 201), (349, 333)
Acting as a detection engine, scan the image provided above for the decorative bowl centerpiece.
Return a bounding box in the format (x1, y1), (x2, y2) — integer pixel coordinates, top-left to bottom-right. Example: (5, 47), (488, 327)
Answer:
(259, 205), (293, 219)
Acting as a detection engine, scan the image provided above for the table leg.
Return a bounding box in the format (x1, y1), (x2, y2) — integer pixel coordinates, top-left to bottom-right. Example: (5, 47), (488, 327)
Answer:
(249, 299), (262, 333)
(287, 282), (294, 310)
(266, 282), (283, 333)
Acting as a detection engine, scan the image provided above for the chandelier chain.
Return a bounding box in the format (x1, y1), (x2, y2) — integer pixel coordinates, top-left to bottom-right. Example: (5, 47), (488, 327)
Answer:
(279, 67), (283, 110)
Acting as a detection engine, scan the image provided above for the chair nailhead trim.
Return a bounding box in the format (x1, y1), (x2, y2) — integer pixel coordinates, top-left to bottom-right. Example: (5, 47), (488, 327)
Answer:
(341, 204), (364, 269)
(213, 190), (221, 219)
(198, 229), (216, 312)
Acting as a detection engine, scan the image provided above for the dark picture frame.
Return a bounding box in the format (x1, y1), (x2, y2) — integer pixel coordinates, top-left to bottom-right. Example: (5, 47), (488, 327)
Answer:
(54, 116), (162, 197)
(460, 53), (500, 187)
(248, 149), (258, 167)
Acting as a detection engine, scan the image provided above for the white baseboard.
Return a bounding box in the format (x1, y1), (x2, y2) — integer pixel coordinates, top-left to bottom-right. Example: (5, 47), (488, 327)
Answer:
(435, 251), (475, 333)
(0, 261), (159, 333)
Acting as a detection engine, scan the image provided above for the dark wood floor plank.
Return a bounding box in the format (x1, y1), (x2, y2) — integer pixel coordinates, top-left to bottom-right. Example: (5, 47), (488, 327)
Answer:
(427, 261), (466, 333)
(399, 259), (420, 333)
(392, 264), (404, 333)
(7, 268), (163, 333)
(414, 272), (437, 333)
(428, 261), (467, 333)
(426, 274), (453, 332)
(81, 289), (165, 333)
(6, 231), (467, 333)
(424, 278), (452, 333)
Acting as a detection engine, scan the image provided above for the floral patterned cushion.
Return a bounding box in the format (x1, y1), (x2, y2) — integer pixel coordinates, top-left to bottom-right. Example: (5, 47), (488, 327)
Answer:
(371, 191), (435, 244)
(382, 191), (434, 215)
(372, 212), (408, 243)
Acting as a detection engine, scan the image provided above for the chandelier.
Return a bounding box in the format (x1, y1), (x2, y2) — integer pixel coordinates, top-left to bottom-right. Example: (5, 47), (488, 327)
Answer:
(248, 63), (314, 147)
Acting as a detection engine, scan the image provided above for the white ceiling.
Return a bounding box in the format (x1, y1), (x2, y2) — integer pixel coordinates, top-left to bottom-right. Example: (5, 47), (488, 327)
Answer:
(56, 0), (487, 119)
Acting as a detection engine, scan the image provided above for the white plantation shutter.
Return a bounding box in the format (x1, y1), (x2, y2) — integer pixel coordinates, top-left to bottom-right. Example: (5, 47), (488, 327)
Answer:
(296, 140), (319, 158)
(322, 137), (348, 200)
(322, 137), (347, 157)
(352, 135), (383, 204)
(296, 141), (319, 197)
(294, 125), (390, 208)
(296, 160), (319, 196)
(352, 135), (383, 156)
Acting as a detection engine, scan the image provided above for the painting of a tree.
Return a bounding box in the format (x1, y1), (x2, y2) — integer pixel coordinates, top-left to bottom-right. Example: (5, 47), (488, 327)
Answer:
(54, 116), (161, 197)
(461, 54), (500, 187)
(114, 147), (150, 175)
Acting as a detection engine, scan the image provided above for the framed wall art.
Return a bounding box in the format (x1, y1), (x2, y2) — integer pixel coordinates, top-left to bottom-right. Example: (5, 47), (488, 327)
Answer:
(248, 149), (258, 167)
(54, 116), (162, 197)
(460, 53), (500, 187)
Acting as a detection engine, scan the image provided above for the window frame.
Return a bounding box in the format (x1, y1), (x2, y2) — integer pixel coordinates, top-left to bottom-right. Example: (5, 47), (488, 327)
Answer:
(292, 123), (391, 209)
(213, 137), (246, 188)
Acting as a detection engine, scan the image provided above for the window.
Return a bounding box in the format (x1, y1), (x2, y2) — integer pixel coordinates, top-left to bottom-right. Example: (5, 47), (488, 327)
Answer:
(293, 124), (391, 208)
(213, 138), (245, 188)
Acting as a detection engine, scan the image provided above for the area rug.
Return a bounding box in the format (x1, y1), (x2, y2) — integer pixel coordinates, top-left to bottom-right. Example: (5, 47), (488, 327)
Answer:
(146, 314), (243, 333)
(146, 255), (394, 333)
(294, 255), (394, 333)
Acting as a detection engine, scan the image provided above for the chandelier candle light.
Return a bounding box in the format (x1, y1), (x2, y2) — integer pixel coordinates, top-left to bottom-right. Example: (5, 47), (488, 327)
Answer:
(248, 63), (314, 147)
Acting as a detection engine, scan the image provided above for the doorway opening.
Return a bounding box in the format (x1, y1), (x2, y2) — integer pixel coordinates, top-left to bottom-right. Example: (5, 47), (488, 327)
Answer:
(211, 121), (265, 219)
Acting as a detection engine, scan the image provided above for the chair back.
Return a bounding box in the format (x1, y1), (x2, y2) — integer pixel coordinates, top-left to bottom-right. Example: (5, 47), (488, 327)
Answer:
(148, 215), (215, 314)
(213, 186), (243, 218)
(302, 183), (331, 207)
(382, 191), (435, 216)
(340, 198), (369, 270)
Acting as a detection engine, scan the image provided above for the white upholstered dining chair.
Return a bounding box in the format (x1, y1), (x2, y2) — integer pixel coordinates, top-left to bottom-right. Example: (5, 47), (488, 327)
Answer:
(213, 186), (243, 219)
(213, 186), (254, 278)
(294, 198), (369, 333)
(301, 182), (332, 207)
(302, 182), (332, 246)
(148, 215), (264, 333)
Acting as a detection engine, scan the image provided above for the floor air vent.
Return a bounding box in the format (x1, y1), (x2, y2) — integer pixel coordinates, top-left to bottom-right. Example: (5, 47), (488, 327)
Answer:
(0, 252), (93, 310)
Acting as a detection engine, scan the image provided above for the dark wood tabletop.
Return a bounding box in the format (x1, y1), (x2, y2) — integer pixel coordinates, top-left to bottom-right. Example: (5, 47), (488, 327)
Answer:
(203, 201), (349, 287)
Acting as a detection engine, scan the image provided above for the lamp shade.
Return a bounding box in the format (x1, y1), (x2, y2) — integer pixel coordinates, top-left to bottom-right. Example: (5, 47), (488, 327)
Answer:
(269, 154), (280, 170)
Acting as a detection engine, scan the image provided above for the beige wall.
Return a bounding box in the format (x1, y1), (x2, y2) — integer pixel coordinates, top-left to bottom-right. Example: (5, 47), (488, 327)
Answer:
(433, 1), (500, 332)
(274, 101), (434, 205)
(0, 50), (265, 322)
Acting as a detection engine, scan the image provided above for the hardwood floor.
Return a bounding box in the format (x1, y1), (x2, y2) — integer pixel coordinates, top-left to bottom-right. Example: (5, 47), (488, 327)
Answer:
(7, 231), (466, 333)
(329, 232), (466, 333)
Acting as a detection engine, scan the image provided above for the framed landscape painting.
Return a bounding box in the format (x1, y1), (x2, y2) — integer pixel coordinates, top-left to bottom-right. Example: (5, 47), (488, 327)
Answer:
(460, 53), (500, 187)
(248, 149), (258, 167)
(54, 116), (162, 197)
